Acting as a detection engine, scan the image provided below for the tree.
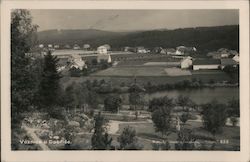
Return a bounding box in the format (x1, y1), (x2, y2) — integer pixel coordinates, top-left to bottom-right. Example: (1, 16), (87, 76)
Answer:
(129, 81), (145, 119)
(104, 95), (122, 113)
(38, 51), (61, 110)
(223, 65), (239, 83)
(179, 113), (190, 125)
(64, 84), (78, 112)
(11, 9), (38, 149)
(151, 96), (174, 137)
(118, 126), (142, 150)
(11, 9), (38, 118)
(175, 95), (192, 112)
(91, 112), (113, 150)
(227, 98), (239, 117)
(87, 90), (98, 109)
(201, 100), (227, 135)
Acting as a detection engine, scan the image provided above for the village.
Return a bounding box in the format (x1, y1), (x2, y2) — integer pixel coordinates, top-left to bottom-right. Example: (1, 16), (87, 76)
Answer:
(29, 43), (239, 76)
(10, 9), (241, 152)
(20, 42), (240, 151)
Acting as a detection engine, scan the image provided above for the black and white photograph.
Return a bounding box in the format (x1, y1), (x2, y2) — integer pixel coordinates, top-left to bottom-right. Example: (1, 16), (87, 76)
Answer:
(1, 0), (249, 162)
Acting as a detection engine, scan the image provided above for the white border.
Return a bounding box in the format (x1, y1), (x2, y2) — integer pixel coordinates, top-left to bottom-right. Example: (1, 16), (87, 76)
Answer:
(1, 1), (249, 162)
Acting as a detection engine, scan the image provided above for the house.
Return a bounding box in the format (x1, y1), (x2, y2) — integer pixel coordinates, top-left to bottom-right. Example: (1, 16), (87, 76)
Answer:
(220, 58), (238, 69)
(48, 44), (53, 48)
(166, 48), (176, 55)
(207, 48), (239, 59)
(160, 49), (167, 54)
(233, 54), (239, 63)
(181, 56), (192, 69)
(68, 54), (86, 70)
(175, 46), (185, 55)
(54, 44), (60, 49)
(136, 47), (147, 53)
(193, 59), (221, 70)
(73, 44), (81, 50)
(153, 47), (163, 53)
(83, 44), (90, 50)
(97, 54), (112, 63)
(124, 46), (136, 52)
(97, 46), (108, 54)
(221, 53), (230, 58)
(39, 44), (44, 48)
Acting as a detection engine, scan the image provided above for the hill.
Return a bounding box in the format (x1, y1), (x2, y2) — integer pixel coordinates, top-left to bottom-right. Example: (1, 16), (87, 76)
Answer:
(37, 25), (239, 53)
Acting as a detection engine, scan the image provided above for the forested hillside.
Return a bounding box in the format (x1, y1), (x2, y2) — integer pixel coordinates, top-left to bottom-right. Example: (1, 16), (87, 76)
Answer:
(38, 25), (239, 53)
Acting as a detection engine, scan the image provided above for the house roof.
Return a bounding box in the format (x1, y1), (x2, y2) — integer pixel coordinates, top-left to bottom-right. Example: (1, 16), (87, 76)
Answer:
(221, 58), (237, 65)
(193, 59), (221, 65)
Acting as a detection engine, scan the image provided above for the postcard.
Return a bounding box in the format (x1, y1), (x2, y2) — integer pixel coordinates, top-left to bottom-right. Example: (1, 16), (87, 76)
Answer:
(1, 0), (249, 162)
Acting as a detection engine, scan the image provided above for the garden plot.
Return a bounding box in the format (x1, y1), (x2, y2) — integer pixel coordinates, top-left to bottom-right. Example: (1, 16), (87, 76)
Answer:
(164, 67), (192, 76)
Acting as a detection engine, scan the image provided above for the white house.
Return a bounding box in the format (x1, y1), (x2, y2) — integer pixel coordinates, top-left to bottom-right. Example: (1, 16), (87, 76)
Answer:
(181, 56), (192, 69)
(193, 59), (221, 70)
(83, 44), (90, 50)
(137, 47), (147, 53)
(221, 53), (230, 58)
(68, 54), (86, 70)
(73, 44), (81, 50)
(233, 54), (239, 63)
(48, 44), (53, 48)
(97, 46), (108, 54)
(54, 44), (60, 49)
(39, 44), (44, 48)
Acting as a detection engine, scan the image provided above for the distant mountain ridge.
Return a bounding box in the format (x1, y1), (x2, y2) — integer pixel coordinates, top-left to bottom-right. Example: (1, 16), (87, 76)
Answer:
(38, 25), (239, 53)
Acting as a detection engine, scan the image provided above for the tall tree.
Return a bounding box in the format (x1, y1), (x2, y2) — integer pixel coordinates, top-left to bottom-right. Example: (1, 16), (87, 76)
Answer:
(38, 51), (61, 109)
(11, 9), (38, 115)
(91, 112), (112, 150)
(11, 9), (38, 149)
(151, 96), (174, 137)
(129, 77), (145, 119)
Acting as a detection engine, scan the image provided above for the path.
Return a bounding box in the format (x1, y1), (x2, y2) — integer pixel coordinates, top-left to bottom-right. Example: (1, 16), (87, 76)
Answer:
(22, 124), (50, 150)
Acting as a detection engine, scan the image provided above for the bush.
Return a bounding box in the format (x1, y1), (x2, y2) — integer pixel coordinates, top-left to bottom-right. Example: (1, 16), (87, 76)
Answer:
(69, 67), (81, 77)
(48, 107), (66, 120)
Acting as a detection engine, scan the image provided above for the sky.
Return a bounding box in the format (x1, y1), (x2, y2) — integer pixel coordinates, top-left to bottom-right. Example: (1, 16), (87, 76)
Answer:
(30, 9), (239, 32)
